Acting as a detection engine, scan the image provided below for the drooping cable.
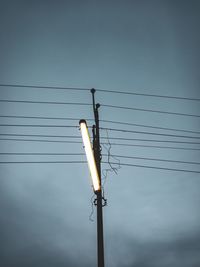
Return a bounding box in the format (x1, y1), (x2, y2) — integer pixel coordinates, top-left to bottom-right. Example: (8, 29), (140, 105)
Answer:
(101, 130), (121, 190)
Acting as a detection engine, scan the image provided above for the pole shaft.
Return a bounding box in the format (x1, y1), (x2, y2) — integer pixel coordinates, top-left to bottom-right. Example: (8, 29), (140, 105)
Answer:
(97, 190), (104, 267)
(91, 89), (105, 267)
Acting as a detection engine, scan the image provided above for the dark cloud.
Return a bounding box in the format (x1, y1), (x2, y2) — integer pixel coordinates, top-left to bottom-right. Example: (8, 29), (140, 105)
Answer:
(0, 177), (95, 267)
(1, 189), (200, 267)
(104, 232), (200, 267)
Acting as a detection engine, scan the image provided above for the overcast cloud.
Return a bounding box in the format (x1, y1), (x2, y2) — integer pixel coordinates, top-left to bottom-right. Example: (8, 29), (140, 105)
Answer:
(0, 1), (200, 266)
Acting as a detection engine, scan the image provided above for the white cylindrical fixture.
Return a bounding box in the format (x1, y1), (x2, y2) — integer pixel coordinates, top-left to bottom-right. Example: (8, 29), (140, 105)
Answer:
(79, 119), (100, 192)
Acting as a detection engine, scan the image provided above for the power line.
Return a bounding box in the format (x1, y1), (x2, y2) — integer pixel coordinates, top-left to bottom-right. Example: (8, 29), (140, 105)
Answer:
(0, 138), (82, 144)
(3, 124), (199, 140)
(1, 133), (200, 144)
(1, 152), (199, 165)
(0, 99), (91, 106)
(102, 162), (200, 174)
(0, 161), (87, 164)
(108, 142), (200, 151)
(0, 115), (93, 121)
(96, 88), (200, 101)
(101, 104), (200, 118)
(1, 83), (199, 101)
(0, 83), (89, 91)
(0, 124), (78, 128)
(100, 127), (200, 139)
(100, 119), (200, 135)
(1, 115), (199, 136)
(0, 160), (199, 173)
(1, 99), (199, 117)
(107, 155), (200, 165)
(0, 152), (84, 155)
(0, 115), (199, 135)
(0, 133), (81, 138)
(0, 137), (199, 150)
(101, 136), (200, 145)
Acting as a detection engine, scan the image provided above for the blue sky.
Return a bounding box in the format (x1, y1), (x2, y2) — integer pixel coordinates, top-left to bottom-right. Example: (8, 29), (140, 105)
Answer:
(0, 1), (200, 266)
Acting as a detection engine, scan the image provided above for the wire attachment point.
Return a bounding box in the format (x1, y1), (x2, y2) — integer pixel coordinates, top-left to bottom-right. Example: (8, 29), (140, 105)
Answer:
(94, 196), (107, 207)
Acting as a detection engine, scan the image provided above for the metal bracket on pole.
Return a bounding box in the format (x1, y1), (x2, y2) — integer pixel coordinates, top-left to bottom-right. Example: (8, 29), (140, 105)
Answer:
(94, 197), (107, 207)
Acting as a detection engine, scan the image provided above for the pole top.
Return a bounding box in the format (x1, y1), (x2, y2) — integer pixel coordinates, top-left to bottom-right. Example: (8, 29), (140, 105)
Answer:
(79, 119), (87, 125)
(91, 88), (96, 94)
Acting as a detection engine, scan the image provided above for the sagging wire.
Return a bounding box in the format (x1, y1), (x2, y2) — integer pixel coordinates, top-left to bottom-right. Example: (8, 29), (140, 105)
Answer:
(88, 128), (119, 222)
(89, 193), (96, 222)
(101, 129), (121, 193)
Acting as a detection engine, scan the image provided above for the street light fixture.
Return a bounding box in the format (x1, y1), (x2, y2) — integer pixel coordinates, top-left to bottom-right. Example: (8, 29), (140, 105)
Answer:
(79, 119), (100, 192)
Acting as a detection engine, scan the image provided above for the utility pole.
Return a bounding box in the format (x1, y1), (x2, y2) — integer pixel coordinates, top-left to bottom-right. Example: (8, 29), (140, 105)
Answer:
(91, 88), (105, 267)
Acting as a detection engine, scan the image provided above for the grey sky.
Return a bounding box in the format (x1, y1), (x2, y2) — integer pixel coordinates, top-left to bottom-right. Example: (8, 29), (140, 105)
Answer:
(0, 1), (200, 266)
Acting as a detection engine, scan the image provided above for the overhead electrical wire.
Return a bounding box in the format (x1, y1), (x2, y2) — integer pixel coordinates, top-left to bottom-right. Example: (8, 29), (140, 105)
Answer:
(101, 136), (200, 145)
(96, 88), (200, 101)
(0, 115), (93, 121)
(0, 124), (78, 128)
(1, 83), (199, 101)
(0, 99), (91, 106)
(0, 124), (199, 139)
(108, 143), (200, 151)
(1, 152), (199, 165)
(0, 133), (200, 145)
(1, 115), (199, 135)
(100, 119), (200, 135)
(0, 83), (89, 91)
(0, 160), (199, 174)
(0, 152), (84, 156)
(0, 161), (87, 164)
(101, 104), (200, 118)
(0, 133), (81, 138)
(100, 127), (200, 139)
(0, 98), (199, 117)
(0, 137), (199, 150)
(102, 162), (200, 174)
(105, 155), (200, 165)
(1, 84), (199, 175)
(0, 138), (82, 144)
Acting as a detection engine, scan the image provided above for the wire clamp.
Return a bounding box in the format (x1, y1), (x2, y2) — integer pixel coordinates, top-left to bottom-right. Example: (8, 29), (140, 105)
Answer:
(102, 196), (107, 207)
(93, 196), (107, 207)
